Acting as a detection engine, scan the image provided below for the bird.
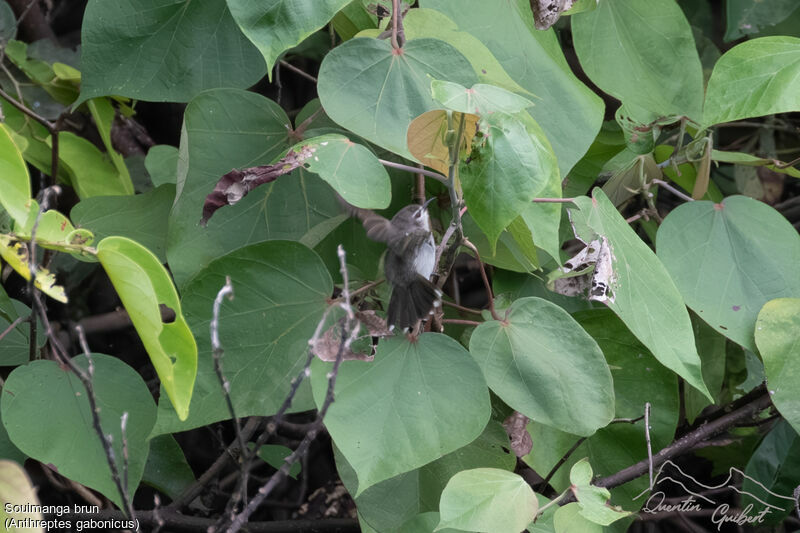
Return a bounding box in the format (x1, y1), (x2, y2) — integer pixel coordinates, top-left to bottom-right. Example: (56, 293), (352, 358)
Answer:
(348, 197), (442, 330)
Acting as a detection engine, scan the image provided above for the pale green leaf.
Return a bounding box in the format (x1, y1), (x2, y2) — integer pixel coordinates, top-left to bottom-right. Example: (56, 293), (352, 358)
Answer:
(704, 37), (800, 126)
(755, 299), (800, 435)
(97, 236), (197, 420)
(437, 468), (537, 533)
(657, 196), (800, 351)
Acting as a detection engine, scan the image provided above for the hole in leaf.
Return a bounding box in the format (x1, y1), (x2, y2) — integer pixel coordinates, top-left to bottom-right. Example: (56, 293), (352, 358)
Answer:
(159, 304), (176, 324)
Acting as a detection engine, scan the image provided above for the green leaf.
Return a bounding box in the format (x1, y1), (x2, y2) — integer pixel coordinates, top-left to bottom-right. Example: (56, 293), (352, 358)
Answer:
(399, 513), (460, 533)
(335, 422), (514, 533)
(571, 0), (704, 123)
(436, 468), (538, 533)
(86, 98), (134, 194)
(291, 134), (390, 209)
(0, 289), (33, 367)
(461, 113), (556, 248)
(97, 236), (197, 420)
(167, 89), (342, 288)
(141, 434), (195, 500)
(569, 459), (632, 526)
(742, 420), (800, 522)
(469, 297), (614, 436)
(419, 421), (516, 510)
(398, 8), (530, 98)
(755, 298), (800, 435)
(656, 196), (800, 352)
(145, 145), (179, 187)
(154, 241), (331, 434)
(54, 132), (131, 198)
(725, 0), (800, 41)
(1, 354), (156, 508)
(684, 316), (727, 423)
(704, 37), (800, 126)
(461, 213), (539, 273)
(332, 1), (377, 42)
(0, 1), (16, 43)
(0, 124), (31, 226)
(422, 0), (603, 178)
(79, 0), (265, 103)
(226, 0), (349, 77)
(571, 189), (711, 400)
(553, 503), (605, 533)
(317, 37), (476, 160)
(431, 81), (534, 115)
(712, 149), (800, 179)
(312, 333), (490, 495)
(255, 444), (301, 479)
(0, 405), (26, 465)
(71, 185), (176, 263)
(523, 308), (678, 503)
(0, 460), (43, 533)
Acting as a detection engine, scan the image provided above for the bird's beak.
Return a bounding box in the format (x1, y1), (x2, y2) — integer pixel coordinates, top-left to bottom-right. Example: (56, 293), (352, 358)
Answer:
(422, 197), (436, 210)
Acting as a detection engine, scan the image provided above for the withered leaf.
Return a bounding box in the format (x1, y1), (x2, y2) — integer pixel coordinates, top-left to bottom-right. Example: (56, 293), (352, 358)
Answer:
(200, 146), (313, 225)
(503, 411), (532, 457)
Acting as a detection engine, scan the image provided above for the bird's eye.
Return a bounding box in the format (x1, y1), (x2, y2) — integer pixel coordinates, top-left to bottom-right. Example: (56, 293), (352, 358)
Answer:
(414, 210), (421, 218)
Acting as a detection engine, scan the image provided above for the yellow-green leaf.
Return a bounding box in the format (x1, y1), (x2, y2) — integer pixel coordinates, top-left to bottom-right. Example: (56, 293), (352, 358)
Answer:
(97, 236), (197, 420)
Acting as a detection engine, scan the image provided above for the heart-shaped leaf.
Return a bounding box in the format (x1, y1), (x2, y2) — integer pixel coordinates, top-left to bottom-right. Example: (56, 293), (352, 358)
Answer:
(291, 134), (391, 209)
(1, 354), (156, 508)
(704, 37), (800, 126)
(318, 37), (476, 160)
(469, 297), (615, 436)
(154, 240), (331, 434)
(313, 333), (490, 495)
(79, 0), (264, 102)
(657, 196), (800, 351)
(437, 468), (538, 533)
(226, 0), (350, 76)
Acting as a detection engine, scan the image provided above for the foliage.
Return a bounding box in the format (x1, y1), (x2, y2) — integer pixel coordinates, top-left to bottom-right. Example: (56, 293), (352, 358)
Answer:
(1, 0), (800, 531)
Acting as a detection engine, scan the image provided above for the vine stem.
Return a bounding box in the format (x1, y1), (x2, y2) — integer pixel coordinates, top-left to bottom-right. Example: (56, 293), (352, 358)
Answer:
(462, 238), (501, 321)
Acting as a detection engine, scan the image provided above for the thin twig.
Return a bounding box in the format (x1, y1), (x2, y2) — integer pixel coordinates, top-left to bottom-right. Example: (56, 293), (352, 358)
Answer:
(72, 323), (136, 520)
(0, 86), (55, 132)
(120, 412), (130, 496)
(390, 0), (400, 49)
(594, 393), (772, 490)
(652, 179), (694, 202)
(0, 315), (27, 343)
(462, 238), (500, 321)
(441, 318), (481, 327)
(531, 197), (576, 203)
(540, 437), (587, 492)
(645, 402), (653, 490)
(441, 300), (483, 315)
(278, 60), (317, 83)
(210, 276), (249, 519)
(378, 159), (448, 184)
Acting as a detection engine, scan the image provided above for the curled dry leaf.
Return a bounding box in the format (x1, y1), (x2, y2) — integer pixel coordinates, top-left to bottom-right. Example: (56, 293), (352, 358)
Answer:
(200, 146), (314, 225)
(355, 310), (393, 337)
(503, 411), (532, 457)
(312, 323), (374, 362)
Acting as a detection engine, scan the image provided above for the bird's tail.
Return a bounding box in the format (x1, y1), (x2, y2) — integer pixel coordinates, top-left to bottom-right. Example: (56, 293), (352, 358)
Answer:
(387, 276), (442, 330)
